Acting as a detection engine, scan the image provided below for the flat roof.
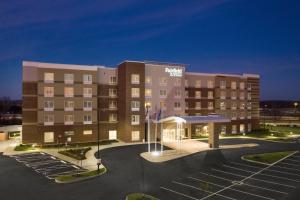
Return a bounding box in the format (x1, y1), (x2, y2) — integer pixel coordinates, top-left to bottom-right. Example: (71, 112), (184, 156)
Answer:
(23, 61), (104, 71)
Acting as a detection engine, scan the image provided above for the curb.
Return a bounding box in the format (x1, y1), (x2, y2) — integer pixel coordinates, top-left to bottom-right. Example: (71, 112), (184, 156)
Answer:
(241, 155), (270, 166)
(55, 167), (107, 184)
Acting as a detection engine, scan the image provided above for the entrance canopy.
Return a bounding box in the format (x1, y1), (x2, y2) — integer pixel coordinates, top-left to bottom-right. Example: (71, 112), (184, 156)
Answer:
(159, 115), (231, 124)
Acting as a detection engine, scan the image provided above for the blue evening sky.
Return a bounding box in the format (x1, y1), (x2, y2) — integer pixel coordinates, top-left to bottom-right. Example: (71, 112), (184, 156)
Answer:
(0, 0), (299, 100)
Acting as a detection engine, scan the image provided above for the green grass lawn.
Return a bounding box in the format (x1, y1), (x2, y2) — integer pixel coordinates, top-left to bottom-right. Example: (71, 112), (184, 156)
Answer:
(55, 168), (106, 182)
(14, 144), (38, 151)
(59, 147), (91, 160)
(126, 193), (158, 200)
(243, 151), (296, 164)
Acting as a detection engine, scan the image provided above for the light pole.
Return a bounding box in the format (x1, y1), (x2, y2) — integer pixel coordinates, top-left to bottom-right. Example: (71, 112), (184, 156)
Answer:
(97, 105), (101, 171)
(264, 104), (267, 129)
(294, 102), (298, 114)
(145, 102), (151, 153)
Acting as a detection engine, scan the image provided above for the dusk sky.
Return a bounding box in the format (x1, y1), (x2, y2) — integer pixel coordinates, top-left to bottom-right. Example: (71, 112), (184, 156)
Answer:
(0, 0), (300, 100)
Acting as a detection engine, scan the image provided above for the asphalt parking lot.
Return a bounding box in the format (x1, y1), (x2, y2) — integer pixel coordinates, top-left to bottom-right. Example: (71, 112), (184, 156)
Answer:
(10, 152), (86, 179)
(159, 151), (300, 200)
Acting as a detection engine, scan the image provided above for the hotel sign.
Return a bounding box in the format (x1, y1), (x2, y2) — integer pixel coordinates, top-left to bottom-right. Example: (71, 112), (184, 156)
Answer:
(165, 67), (183, 77)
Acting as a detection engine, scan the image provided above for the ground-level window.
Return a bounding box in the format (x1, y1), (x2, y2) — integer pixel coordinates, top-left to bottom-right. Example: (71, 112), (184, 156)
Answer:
(248, 123), (252, 132)
(83, 130), (92, 135)
(44, 132), (54, 143)
(232, 125), (237, 134)
(240, 124), (245, 133)
(221, 125), (226, 134)
(131, 131), (140, 141)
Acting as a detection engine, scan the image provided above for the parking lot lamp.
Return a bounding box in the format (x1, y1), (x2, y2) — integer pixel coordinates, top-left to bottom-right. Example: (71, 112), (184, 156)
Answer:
(145, 102), (151, 153)
(294, 102), (298, 114)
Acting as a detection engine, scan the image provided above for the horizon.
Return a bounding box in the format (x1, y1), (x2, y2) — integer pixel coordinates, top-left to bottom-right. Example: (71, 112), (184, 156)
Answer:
(1, 0), (300, 100)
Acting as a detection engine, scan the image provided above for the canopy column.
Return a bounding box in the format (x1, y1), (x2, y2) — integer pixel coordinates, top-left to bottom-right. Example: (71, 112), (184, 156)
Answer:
(208, 123), (219, 148)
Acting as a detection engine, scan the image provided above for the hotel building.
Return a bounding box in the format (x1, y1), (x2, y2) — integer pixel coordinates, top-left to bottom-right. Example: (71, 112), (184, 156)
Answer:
(22, 61), (259, 146)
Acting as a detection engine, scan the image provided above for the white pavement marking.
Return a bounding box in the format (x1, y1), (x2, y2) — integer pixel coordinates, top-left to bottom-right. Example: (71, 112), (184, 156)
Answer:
(222, 164), (300, 183)
(161, 186), (200, 200)
(173, 181), (236, 200)
(199, 151), (298, 200)
(231, 162), (300, 177)
(212, 168), (296, 189)
(279, 162), (300, 167)
(188, 177), (275, 200)
(285, 158), (300, 163)
(193, 172), (288, 195)
(271, 164), (300, 173)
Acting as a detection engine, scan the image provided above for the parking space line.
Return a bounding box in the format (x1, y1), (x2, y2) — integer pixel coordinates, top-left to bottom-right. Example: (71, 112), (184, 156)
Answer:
(222, 165), (300, 183)
(271, 165), (300, 173)
(188, 177), (275, 200)
(173, 181), (236, 200)
(278, 162), (300, 167)
(285, 158), (300, 163)
(231, 162), (300, 177)
(212, 169), (296, 188)
(160, 186), (200, 200)
(193, 173), (288, 195)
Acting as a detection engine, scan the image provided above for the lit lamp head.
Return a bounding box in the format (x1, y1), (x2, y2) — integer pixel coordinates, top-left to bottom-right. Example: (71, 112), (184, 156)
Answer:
(145, 102), (151, 108)
(294, 102), (298, 107)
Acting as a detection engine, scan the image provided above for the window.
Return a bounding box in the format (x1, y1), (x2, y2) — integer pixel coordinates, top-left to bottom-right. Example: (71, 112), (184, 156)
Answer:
(160, 101), (166, 110)
(231, 112), (237, 120)
(174, 102), (181, 110)
(131, 115), (140, 125)
(44, 114), (54, 125)
(240, 111), (245, 119)
(174, 89), (181, 98)
(131, 131), (140, 141)
(44, 73), (54, 83)
(174, 78), (181, 86)
(247, 92), (251, 100)
(240, 102), (245, 110)
(240, 82), (245, 90)
(131, 74), (140, 84)
(64, 101), (74, 111)
(208, 102), (214, 110)
(185, 91), (189, 97)
(185, 102), (189, 109)
(207, 80), (214, 88)
(208, 91), (213, 99)
(231, 91), (237, 99)
(231, 81), (237, 89)
(44, 87), (54, 97)
(64, 87), (74, 97)
(220, 101), (226, 110)
(195, 80), (201, 88)
(221, 125), (226, 134)
(248, 123), (252, 132)
(83, 74), (92, 84)
(83, 101), (93, 111)
(109, 113), (117, 122)
(109, 76), (117, 85)
(109, 88), (117, 97)
(64, 131), (74, 136)
(131, 101), (140, 111)
(145, 89), (152, 97)
(240, 124), (245, 133)
(83, 88), (92, 98)
(247, 112), (252, 119)
(83, 114), (92, 124)
(231, 102), (237, 110)
(131, 88), (140, 98)
(44, 101), (54, 111)
(220, 80), (226, 89)
(239, 92), (245, 100)
(220, 91), (226, 99)
(195, 91), (201, 98)
(159, 90), (167, 98)
(195, 102), (201, 109)
(44, 132), (54, 143)
(83, 130), (92, 135)
(109, 101), (117, 110)
(232, 125), (237, 134)
(247, 102), (252, 109)
(145, 76), (152, 85)
(247, 83), (252, 90)
(159, 77), (167, 86)
(64, 115), (74, 125)
(64, 74), (74, 84)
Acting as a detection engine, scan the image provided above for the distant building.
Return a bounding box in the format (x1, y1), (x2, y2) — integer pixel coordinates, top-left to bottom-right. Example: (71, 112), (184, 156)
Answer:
(22, 61), (259, 145)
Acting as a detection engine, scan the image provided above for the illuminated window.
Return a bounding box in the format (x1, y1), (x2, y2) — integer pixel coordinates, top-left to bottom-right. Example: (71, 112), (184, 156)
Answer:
(232, 125), (237, 134)
(160, 101), (166, 110)
(247, 92), (251, 100)
(145, 76), (152, 85)
(208, 91), (214, 99)
(145, 89), (152, 97)
(131, 74), (140, 84)
(195, 102), (201, 109)
(83, 74), (92, 84)
(83, 130), (92, 135)
(240, 124), (245, 133)
(44, 132), (54, 143)
(207, 80), (214, 88)
(131, 88), (140, 98)
(195, 91), (201, 98)
(64, 87), (74, 97)
(195, 80), (201, 88)
(131, 131), (140, 141)
(64, 74), (74, 84)
(231, 81), (237, 89)
(83, 88), (92, 98)
(44, 87), (54, 97)
(109, 113), (117, 122)
(240, 82), (245, 90)
(44, 73), (54, 83)
(131, 115), (140, 125)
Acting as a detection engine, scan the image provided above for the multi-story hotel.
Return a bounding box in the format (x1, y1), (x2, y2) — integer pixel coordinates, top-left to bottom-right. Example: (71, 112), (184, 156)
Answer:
(22, 60), (259, 146)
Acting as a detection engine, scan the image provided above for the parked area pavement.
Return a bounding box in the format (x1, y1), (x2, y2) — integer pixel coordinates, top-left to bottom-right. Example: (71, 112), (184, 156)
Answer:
(0, 138), (300, 200)
(9, 152), (86, 180)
